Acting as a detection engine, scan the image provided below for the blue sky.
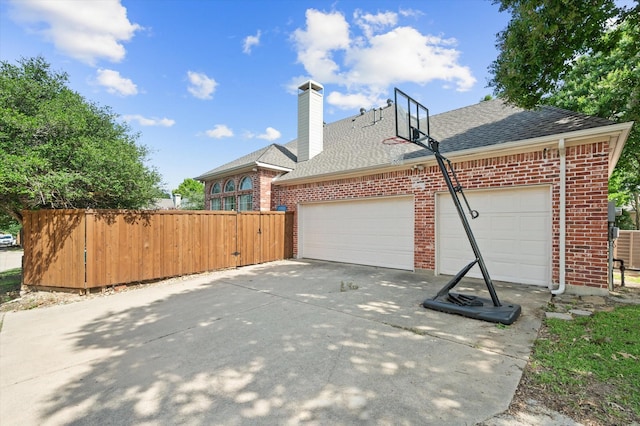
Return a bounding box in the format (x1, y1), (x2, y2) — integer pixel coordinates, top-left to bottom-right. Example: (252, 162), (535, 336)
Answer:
(1, 0), (512, 192)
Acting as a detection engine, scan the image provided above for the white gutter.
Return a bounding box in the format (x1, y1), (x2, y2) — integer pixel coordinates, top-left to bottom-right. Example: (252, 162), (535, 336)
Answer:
(552, 138), (566, 295)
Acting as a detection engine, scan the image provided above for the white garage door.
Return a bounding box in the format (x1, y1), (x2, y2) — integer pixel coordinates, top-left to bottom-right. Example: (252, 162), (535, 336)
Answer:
(437, 186), (551, 286)
(299, 197), (414, 270)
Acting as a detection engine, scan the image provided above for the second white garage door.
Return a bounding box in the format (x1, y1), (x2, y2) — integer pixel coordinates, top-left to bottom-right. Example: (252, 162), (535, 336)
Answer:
(437, 186), (551, 286)
(299, 197), (414, 270)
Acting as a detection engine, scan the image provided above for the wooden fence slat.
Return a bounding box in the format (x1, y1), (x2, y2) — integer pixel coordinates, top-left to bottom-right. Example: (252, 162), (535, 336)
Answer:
(615, 230), (640, 269)
(22, 209), (294, 290)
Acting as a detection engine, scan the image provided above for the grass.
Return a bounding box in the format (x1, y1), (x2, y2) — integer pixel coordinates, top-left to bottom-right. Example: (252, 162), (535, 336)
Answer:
(528, 305), (640, 424)
(614, 271), (640, 285)
(0, 268), (22, 304)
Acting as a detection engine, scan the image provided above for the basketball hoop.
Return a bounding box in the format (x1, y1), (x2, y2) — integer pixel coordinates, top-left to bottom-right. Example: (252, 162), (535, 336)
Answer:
(392, 87), (521, 325)
(381, 136), (411, 145)
(382, 136), (410, 165)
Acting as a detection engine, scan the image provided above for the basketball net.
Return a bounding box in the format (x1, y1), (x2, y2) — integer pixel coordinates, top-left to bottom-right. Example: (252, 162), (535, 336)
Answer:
(382, 136), (410, 165)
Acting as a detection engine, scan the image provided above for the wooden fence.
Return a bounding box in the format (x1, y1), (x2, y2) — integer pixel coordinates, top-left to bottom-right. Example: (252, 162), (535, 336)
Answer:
(22, 209), (294, 290)
(614, 230), (640, 270)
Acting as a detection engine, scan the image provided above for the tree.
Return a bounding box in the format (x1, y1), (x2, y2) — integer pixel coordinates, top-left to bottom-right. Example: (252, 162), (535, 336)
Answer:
(489, 1), (640, 229)
(489, 0), (630, 109)
(0, 57), (163, 223)
(173, 178), (205, 210)
(547, 19), (640, 228)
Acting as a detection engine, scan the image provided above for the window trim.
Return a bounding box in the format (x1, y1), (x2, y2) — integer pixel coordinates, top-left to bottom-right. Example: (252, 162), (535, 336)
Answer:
(224, 179), (235, 192)
(211, 182), (221, 194)
(239, 176), (253, 191)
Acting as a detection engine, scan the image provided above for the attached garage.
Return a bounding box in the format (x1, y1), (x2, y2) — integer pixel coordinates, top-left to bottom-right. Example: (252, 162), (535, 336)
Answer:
(298, 196), (414, 270)
(437, 186), (551, 286)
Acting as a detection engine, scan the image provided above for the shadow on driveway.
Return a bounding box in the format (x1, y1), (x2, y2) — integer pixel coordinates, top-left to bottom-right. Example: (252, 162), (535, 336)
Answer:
(0, 260), (550, 425)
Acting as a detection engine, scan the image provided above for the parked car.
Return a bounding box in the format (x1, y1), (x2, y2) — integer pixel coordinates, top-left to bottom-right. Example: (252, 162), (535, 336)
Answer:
(0, 234), (16, 247)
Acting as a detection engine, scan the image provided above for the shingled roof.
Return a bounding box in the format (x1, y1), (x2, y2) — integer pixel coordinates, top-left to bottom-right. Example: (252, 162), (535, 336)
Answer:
(196, 98), (621, 183)
(195, 143), (297, 180)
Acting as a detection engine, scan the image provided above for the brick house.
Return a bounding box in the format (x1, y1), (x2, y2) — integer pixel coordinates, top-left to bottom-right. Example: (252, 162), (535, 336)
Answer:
(196, 81), (633, 295)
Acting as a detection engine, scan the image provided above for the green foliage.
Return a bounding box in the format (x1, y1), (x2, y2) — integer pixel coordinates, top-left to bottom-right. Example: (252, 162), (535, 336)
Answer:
(490, 2), (640, 229)
(489, 0), (622, 109)
(173, 178), (204, 210)
(0, 212), (21, 236)
(0, 56), (163, 223)
(0, 268), (22, 304)
(531, 306), (640, 422)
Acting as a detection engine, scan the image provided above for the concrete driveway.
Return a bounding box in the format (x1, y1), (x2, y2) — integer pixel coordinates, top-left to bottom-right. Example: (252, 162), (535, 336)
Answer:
(0, 260), (550, 425)
(0, 248), (22, 272)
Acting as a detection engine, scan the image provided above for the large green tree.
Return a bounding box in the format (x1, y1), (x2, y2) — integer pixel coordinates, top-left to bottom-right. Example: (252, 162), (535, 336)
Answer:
(173, 178), (205, 210)
(489, 0), (640, 228)
(0, 57), (163, 223)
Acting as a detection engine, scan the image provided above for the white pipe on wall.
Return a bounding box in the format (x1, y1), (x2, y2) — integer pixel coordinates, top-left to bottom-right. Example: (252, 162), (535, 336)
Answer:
(552, 138), (566, 295)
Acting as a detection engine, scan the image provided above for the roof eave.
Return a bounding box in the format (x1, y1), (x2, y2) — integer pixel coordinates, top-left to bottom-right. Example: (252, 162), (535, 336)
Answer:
(274, 122), (634, 186)
(194, 164), (257, 182)
(195, 161), (294, 182)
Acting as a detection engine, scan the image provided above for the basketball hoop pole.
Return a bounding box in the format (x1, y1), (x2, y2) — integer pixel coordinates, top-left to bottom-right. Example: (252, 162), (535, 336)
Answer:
(410, 130), (502, 307)
(393, 87), (520, 324)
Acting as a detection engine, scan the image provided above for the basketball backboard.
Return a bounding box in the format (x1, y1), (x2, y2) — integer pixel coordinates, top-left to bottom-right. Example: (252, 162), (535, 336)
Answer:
(394, 88), (429, 142)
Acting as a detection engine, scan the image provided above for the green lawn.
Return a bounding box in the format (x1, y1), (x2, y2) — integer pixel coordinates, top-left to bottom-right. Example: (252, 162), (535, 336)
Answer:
(529, 305), (640, 424)
(0, 268), (22, 304)
(614, 271), (640, 285)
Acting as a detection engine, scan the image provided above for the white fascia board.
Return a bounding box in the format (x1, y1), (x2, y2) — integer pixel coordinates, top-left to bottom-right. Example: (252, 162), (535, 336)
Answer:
(254, 162), (293, 172)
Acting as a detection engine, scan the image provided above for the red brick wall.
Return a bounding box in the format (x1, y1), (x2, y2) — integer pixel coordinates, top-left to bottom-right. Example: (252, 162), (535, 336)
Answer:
(257, 169), (281, 211)
(203, 169), (284, 211)
(272, 141), (610, 290)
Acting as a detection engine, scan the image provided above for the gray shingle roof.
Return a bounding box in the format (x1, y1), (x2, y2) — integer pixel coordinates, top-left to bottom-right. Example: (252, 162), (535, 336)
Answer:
(195, 143), (298, 180)
(196, 98), (617, 183)
(277, 99), (617, 182)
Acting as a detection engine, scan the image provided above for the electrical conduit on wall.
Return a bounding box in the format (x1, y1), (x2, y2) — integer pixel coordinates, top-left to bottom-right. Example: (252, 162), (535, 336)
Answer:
(552, 138), (566, 295)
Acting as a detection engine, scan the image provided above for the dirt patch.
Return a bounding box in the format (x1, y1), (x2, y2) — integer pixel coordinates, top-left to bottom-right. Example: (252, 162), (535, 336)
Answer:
(0, 274), (213, 313)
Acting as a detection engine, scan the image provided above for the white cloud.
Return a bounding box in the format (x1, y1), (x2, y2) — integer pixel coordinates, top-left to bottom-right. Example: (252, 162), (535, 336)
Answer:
(326, 91), (381, 110)
(354, 10), (397, 38)
(291, 8), (476, 110)
(257, 127), (281, 141)
(8, 0), (141, 65)
(95, 69), (138, 96)
(291, 9), (350, 83)
(187, 71), (217, 100)
(345, 27), (476, 90)
(398, 8), (424, 18)
(123, 114), (175, 127)
(243, 30), (261, 54)
(205, 124), (233, 139)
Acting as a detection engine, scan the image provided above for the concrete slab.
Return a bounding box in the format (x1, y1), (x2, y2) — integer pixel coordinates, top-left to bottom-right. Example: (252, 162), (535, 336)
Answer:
(0, 259), (550, 425)
(0, 248), (22, 273)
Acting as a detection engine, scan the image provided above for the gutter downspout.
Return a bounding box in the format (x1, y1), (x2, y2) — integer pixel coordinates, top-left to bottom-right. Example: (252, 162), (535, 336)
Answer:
(552, 138), (566, 295)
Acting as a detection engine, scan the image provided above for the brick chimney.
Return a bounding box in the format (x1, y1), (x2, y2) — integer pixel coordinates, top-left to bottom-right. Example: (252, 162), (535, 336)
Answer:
(297, 80), (323, 162)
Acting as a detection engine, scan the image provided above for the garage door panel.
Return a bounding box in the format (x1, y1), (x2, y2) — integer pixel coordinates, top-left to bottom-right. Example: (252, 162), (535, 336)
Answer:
(438, 187), (551, 286)
(300, 197), (414, 270)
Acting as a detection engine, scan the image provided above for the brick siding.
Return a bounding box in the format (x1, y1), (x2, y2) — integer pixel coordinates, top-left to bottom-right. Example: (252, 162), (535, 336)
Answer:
(272, 141), (610, 290)
(204, 169), (284, 211)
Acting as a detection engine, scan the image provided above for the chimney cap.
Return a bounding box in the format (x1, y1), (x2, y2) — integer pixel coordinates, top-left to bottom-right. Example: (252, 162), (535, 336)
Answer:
(298, 80), (324, 92)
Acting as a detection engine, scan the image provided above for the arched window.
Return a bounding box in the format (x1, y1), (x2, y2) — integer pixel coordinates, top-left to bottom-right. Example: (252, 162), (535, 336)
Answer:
(238, 176), (253, 211)
(224, 179), (235, 192)
(211, 182), (221, 194)
(239, 176), (253, 190)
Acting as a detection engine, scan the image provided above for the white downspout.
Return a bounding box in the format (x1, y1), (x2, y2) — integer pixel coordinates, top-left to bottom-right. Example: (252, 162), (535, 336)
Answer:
(552, 138), (566, 295)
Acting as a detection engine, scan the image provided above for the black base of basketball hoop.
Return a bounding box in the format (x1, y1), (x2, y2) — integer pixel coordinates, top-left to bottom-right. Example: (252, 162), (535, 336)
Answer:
(423, 294), (522, 325)
(394, 87), (521, 325)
